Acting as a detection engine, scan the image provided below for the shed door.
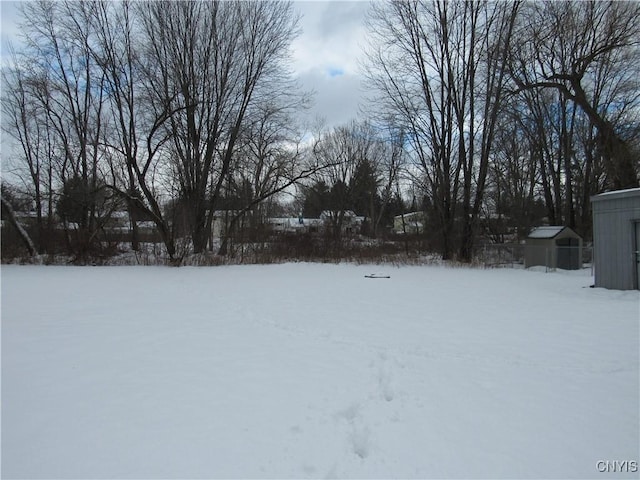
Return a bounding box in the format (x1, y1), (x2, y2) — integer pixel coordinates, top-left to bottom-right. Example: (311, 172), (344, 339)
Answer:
(556, 237), (579, 270)
(636, 222), (640, 290)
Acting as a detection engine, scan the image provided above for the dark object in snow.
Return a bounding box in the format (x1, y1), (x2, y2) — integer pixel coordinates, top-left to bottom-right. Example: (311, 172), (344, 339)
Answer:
(364, 274), (390, 279)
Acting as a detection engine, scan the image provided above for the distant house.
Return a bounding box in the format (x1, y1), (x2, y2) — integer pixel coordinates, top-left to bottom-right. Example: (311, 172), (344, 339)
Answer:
(1, 210), (40, 231)
(210, 210), (250, 239)
(101, 210), (159, 242)
(591, 188), (640, 290)
(393, 211), (425, 235)
(319, 210), (365, 235)
(267, 216), (322, 234)
(103, 211), (132, 233)
(524, 226), (582, 270)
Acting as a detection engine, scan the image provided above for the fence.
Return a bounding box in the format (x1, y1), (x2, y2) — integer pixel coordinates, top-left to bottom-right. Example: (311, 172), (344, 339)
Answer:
(478, 243), (593, 272)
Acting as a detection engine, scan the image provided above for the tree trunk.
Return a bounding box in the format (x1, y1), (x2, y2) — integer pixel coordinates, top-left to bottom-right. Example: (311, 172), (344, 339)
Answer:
(1, 195), (37, 256)
(568, 78), (639, 190)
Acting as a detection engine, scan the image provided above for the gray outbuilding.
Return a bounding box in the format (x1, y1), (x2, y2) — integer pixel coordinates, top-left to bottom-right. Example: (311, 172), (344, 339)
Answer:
(591, 188), (640, 290)
(524, 226), (583, 270)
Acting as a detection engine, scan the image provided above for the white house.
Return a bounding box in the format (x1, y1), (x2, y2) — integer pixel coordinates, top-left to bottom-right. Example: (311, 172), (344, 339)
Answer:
(393, 211), (426, 234)
(319, 210), (365, 234)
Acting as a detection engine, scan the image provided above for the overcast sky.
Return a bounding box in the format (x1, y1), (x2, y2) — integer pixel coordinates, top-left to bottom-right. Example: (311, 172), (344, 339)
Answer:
(292, 1), (372, 128)
(0, 1), (371, 129)
(0, 1), (372, 176)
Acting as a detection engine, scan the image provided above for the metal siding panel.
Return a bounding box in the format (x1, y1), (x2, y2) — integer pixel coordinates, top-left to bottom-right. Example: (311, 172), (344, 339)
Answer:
(619, 197), (640, 289)
(592, 192), (640, 289)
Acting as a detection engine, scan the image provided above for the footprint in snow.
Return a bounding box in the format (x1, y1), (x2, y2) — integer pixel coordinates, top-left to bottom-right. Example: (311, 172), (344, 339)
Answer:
(376, 352), (395, 402)
(379, 370), (395, 402)
(334, 403), (371, 459)
(302, 464), (316, 475)
(351, 424), (371, 459)
(335, 402), (361, 424)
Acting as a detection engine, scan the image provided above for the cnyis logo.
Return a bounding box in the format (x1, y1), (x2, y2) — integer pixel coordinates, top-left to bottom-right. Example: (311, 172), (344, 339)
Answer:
(596, 460), (638, 473)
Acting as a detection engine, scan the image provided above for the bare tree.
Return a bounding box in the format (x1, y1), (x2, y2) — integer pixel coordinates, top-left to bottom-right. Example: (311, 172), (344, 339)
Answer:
(138, 0), (301, 255)
(508, 0), (640, 190)
(1, 194), (38, 257)
(365, 0), (459, 259)
(89, 0), (179, 258)
(16, 0), (111, 258)
(4, 0), (306, 263)
(368, 123), (406, 238)
(216, 97), (318, 256)
(484, 96), (543, 241)
(2, 50), (57, 252)
(365, 0), (520, 261)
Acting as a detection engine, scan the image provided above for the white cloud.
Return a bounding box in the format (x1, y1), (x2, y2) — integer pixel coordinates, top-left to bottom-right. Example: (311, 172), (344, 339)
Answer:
(292, 2), (369, 75)
(291, 1), (371, 128)
(1, 1), (23, 66)
(0, 0), (371, 133)
(296, 67), (363, 128)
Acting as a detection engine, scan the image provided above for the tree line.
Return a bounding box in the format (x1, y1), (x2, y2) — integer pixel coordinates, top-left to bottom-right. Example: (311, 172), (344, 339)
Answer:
(365, 0), (639, 260)
(2, 0), (639, 264)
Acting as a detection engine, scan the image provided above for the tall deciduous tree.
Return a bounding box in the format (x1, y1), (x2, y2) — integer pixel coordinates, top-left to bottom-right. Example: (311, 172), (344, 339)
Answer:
(365, 0), (520, 261)
(89, 0), (178, 258)
(1, 50), (57, 253)
(8, 0), (111, 258)
(508, 0), (640, 190)
(138, 0), (301, 254)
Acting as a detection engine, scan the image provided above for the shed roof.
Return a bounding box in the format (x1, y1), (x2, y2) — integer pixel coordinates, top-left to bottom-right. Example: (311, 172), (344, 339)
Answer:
(591, 187), (640, 203)
(527, 226), (577, 239)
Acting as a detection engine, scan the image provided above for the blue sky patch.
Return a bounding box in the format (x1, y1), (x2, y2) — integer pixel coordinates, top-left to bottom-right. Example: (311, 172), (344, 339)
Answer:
(327, 67), (345, 78)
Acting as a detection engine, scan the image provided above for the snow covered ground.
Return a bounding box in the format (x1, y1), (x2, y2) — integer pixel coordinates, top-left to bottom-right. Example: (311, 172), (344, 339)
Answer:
(2, 263), (638, 479)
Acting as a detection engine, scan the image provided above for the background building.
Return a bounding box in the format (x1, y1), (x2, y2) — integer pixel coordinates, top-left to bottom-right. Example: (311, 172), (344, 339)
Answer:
(524, 226), (583, 270)
(591, 188), (640, 290)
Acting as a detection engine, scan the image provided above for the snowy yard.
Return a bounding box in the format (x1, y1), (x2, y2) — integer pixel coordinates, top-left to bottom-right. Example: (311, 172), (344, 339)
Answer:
(2, 263), (638, 479)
